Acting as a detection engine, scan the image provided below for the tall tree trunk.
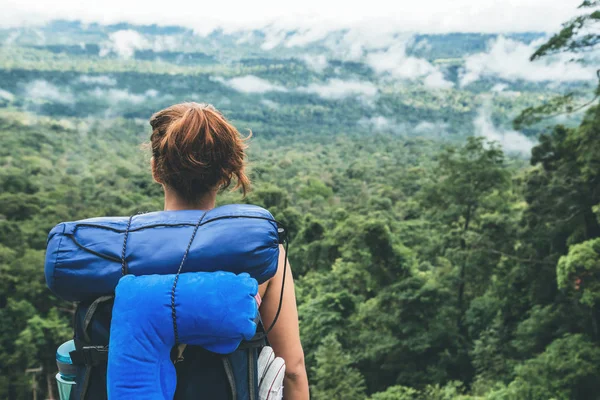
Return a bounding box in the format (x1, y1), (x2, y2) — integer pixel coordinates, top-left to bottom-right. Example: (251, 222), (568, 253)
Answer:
(583, 206), (600, 240)
(592, 306), (599, 342)
(457, 205), (472, 334)
(46, 370), (56, 400)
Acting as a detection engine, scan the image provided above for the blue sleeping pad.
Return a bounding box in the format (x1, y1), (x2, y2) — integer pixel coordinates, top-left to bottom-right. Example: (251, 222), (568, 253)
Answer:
(108, 272), (259, 400)
(44, 204), (280, 301)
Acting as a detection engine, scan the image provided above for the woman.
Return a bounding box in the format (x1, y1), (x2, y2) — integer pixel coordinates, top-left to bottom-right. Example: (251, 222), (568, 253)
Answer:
(149, 102), (309, 400)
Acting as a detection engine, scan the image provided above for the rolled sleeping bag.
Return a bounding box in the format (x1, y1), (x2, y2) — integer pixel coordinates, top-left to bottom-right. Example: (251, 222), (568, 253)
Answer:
(107, 271), (259, 400)
(45, 204), (280, 302)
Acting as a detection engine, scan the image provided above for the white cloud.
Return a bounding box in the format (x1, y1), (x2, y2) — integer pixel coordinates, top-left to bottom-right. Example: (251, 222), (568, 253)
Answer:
(0, 88), (14, 101)
(235, 31), (258, 45)
(358, 116), (391, 131)
(324, 27), (399, 61)
(358, 115), (414, 133)
(24, 80), (74, 104)
(414, 121), (449, 136)
(300, 54), (328, 73)
(284, 24), (333, 47)
(147, 35), (183, 52)
(491, 83), (508, 92)
(364, 40), (454, 88)
(424, 70), (454, 89)
(89, 88), (158, 104)
(412, 38), (432, 53)
(298, 79), (378, 99)
(85, 88), (163, 117)
(0, 0), (582, 34)
(3, 31), (20, 46)
(261, 99), (279, 108)
(367, 42), (426, 76)
(98, 30), (184, 58)
(78, 75), (117, 86)
(461, 36), (597, 86)
(287, 28), (451, 88)
(491, 84), (524, 97)
(474, 106), (535, 155)
(215, 75), (287, 93)
(260, 26), (288, 50)
(100, 30), (149, 59)
(145, 89), (159, 97)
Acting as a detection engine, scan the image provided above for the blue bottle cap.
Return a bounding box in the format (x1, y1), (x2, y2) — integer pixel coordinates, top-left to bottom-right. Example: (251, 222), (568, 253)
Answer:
(56, 340), (77, 379)
(56, 340), (76, 365)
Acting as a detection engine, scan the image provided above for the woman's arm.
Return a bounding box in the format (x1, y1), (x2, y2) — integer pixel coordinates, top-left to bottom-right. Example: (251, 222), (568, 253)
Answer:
(259, 245), (310, 400)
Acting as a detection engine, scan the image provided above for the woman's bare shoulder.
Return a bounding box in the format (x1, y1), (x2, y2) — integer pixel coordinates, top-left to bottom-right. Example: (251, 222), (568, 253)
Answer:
(258, 244), (285, 300)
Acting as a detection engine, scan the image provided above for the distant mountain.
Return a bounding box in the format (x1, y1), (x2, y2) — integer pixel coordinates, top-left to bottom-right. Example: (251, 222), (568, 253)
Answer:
(0, 21), (593, 146)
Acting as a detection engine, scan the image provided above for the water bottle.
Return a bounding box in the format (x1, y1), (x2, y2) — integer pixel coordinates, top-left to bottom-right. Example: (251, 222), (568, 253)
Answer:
(56, 340), (77, 400)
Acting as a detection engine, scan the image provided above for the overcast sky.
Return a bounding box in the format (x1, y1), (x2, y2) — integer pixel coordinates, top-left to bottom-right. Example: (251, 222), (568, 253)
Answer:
(0, 0), (582, 33)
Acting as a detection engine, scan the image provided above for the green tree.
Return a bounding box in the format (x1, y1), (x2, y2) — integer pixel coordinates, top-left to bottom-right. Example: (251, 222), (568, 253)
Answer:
(353, 276), (458, 390)
(368, 385), (421, 400)
(421, 137), (509, 347)
(557, 238), (600, 307)
(13, 308), (71, 399)
(311, 334), (366, 400)
(514, 0), (599, 129)
(495, 334), (600, 400)
(557, 238), (600, 337)
(0, 299), (37, 400)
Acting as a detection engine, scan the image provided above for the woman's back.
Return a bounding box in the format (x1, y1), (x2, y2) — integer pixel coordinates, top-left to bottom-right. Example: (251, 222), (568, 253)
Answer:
(148, 102), (308, 399)
(51, 102), (309, 400)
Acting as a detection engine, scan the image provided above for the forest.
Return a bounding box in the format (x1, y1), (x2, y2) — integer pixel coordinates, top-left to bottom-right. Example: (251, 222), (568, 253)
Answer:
(1, 2), (600, 399)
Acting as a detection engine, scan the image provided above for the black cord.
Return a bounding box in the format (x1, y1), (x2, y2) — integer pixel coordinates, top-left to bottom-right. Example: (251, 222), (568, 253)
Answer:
(262, 237), (289, 337)
(121, 215), (134, 275)
(171, 211), (207, 345)
(167, 215), (289, 343)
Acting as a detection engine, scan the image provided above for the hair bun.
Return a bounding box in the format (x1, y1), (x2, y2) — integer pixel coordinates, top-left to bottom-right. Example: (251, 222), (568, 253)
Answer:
(149, 102), (250, 202)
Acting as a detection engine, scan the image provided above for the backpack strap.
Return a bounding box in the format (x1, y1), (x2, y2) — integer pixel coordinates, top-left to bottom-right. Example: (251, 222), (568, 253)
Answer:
(239, 316), (267, 400)
(238, 315), (268, 350)
(221, 355), (238, 400)
(247, 347), (258, 400)
(70, 295), (114, 366)
(82, 295), (115, 343)
(69, 296), (114, 400)
(220, 347), (261, 400)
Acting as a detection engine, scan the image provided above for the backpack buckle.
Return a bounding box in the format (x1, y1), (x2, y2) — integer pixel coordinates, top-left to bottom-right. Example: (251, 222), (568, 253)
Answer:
(277, 227), (286, 244)
(70, 346), (109, 366)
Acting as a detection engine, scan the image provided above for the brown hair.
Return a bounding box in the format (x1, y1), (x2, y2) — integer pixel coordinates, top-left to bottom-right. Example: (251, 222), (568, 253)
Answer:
(149, 102), (250, 202)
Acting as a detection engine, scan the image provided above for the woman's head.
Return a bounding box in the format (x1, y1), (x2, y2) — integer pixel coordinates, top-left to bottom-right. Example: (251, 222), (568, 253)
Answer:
(149, 102), (250, 204)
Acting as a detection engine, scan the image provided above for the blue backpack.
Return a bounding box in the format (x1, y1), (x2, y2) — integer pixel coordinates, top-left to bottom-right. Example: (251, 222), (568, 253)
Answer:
(45, 205), (286, 400)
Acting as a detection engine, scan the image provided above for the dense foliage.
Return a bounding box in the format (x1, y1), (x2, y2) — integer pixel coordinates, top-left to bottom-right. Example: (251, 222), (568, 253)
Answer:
(1, 4), (599, 399)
